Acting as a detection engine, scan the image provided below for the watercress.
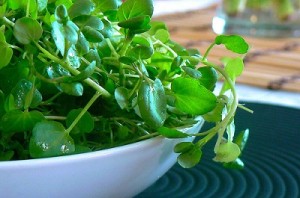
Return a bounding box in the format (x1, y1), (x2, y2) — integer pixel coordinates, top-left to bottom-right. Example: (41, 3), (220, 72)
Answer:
(0, 0), (250, 168)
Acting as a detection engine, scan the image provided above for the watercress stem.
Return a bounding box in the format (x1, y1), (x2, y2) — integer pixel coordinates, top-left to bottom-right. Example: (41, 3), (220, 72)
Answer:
(202, 42), (216, 61)
(2, 17), (14, 27)
(200, 60), (239, 148)
(65, 91), (101, 134)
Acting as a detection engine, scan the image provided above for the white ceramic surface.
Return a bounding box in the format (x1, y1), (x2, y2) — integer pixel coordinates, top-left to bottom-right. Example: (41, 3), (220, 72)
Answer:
(0, 118), (204, 198)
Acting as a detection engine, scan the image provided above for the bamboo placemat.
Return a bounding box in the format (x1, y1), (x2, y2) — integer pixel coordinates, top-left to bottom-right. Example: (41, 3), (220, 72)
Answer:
(154, 6), (300, 92)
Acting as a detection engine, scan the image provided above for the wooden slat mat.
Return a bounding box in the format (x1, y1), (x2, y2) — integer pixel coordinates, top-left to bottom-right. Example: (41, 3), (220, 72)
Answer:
(154, 6), (300, 92)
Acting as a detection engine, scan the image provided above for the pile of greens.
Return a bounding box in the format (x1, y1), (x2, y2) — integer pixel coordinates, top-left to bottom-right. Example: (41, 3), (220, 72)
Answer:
(0, 0), (250, 168)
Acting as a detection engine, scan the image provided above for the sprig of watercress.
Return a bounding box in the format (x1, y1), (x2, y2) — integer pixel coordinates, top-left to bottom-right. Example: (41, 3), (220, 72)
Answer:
(0, 0), (249, 168)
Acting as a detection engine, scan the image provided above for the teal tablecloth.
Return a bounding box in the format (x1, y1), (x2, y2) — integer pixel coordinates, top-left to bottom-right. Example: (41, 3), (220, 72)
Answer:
(137, 102), (300, 198)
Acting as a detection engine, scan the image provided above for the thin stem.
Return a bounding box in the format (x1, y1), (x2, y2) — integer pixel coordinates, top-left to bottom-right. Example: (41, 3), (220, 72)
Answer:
(65, 91), (101, 134)
(45, 116), (66, 120)
(26, 0), (31, 17)
(2, 17), (15, 27)
(202, 42), (216, 61)
(106, 38), (119, 58)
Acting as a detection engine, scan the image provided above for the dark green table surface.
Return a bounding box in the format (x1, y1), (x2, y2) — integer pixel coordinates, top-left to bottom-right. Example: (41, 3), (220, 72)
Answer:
(137, 102), (300, 198)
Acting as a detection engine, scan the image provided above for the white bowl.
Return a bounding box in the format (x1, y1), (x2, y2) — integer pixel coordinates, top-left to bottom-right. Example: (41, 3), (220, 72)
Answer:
(0, 118), (204, 198)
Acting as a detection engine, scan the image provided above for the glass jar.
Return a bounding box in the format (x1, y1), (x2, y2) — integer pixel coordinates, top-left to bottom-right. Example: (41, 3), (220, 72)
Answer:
(212, 0), (300, 37)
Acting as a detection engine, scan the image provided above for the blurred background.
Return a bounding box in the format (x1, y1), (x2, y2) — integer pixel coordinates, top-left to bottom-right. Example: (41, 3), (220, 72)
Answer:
(153, 0), (300, 108)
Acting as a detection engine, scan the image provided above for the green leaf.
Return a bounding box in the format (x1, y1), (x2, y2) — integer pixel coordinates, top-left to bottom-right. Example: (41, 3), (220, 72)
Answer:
(0, 41), (13, 69)
(10, 79), (42, 110)
(182, 66), (202, 79)
(148, 21), (168, 36)
(128, 45), (153, 60)
(221, 57), (245, 92)
(51, 22), (66, 55)
(66, 108), (94, 134)
(51, 20), (79, 55)
(138, 79), (167, 129)
(115, 87), (130, 110)
(75, 32), (90, 55)
(214, 141), (241, 163)
(55, 4), (68, 23)
(117, 0), (153, 21)
(68, 0), (95, 19)
(118, 15), (150, 30)
(203, 100), (225, 122)
(198, 66), (218, 91)
(157, 127), (189, 139)
(172, 77), (217, 115)
(117, 125), (130, 140)
(215, 35), (249, 54)
(73, 15), (104, 30)
(59, 82), (83, 96)
(94, 0), (120, 14)
(29, 121), (75, 158)
(81, 26), (104, 43)
(225, 57), (244, 80)
(13, 17), (43, 45)
(155, 29), (170, 43)
(234, 129), (249, 151)
(174, 142), (194, 153)
(1, 110), (45, 134)
(99, 18), (114, 38)
(177, 147), (202, 168)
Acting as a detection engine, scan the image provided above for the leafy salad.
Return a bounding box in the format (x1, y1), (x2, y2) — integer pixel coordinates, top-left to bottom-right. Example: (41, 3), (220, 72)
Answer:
(0, 0), (250, 168)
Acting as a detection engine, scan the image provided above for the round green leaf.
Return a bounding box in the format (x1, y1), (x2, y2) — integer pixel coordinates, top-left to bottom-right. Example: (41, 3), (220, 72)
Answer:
(128, 45), (153, 60)
(172, 77), (217, 115)
(155, 29), (170, 43)
(177, 147), (202, 168)
(214, 142), (241, 163)
(215, 35), (249, 54)
(29, 121), (75, 158)
(117, 0), (153, 21)
(13, 17), (43, 45)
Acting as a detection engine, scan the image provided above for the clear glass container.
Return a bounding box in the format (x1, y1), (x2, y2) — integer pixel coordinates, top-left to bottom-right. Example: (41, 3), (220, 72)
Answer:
(212, 0), (300, 37)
